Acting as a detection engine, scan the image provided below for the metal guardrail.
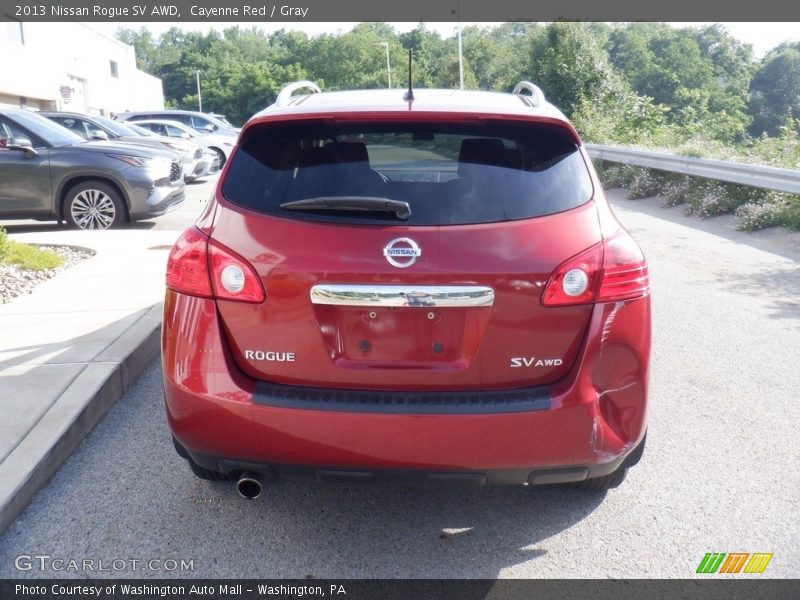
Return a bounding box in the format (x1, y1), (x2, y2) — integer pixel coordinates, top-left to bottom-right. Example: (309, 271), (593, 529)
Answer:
(586, 144), (800, 196)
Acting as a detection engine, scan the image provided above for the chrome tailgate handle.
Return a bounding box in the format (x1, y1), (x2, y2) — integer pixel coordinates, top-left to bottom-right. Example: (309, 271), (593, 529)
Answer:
(310, 285), (494, 308)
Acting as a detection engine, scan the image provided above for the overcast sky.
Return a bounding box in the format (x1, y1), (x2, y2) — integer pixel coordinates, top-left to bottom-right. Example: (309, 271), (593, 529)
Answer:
(90, 21), (799, 59)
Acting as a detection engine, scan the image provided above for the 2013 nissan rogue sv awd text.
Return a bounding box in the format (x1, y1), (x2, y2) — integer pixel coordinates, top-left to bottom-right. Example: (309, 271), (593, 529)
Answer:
(162, 80), (651, 498)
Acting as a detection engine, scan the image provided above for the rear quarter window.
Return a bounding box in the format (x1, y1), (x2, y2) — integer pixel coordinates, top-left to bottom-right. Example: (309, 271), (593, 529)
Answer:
(222, 120), (593, 226)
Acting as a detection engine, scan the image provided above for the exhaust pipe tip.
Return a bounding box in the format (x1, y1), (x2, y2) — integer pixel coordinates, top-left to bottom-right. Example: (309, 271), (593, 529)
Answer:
(236, 471), (264, 500)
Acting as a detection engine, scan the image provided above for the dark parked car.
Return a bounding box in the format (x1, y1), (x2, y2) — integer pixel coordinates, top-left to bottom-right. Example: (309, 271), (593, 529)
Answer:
(39, 111), (213, 182)
(162, 81), (650, 498)
(0, 108), (185, 230)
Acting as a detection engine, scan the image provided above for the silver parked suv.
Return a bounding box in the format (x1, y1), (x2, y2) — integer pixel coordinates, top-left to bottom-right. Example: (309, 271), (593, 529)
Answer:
(0, 108), (185, 230)
(114, 110), (238, 166)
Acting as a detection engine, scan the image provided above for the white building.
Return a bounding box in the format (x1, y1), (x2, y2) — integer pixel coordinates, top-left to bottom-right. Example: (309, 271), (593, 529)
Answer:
(0, 21), (164, 115)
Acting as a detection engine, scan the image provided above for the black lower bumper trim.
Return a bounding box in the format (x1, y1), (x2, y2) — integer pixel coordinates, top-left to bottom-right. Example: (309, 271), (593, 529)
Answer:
(252, 380), (551, 414)
(183, 453), (627, 488)
(174, 434), (646, 488)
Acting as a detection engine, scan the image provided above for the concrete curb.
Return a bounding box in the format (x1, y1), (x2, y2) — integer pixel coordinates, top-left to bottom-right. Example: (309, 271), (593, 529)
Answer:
(0, 302), (163, 535)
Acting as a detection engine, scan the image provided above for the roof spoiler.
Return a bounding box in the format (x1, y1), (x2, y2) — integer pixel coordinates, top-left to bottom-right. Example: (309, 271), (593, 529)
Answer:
(512, 81), (546, 107)
(275, 81), (321, 108)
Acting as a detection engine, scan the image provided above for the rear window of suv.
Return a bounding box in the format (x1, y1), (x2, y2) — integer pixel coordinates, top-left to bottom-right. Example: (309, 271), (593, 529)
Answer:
(222, 120), (593, 226)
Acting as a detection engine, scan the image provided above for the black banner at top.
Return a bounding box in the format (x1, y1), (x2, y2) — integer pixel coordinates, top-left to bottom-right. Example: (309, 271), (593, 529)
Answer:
(1, 0), (800, 22)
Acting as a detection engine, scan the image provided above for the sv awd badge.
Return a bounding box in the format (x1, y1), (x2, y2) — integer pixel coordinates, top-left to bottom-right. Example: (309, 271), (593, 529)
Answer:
(510, 357), (563, 368)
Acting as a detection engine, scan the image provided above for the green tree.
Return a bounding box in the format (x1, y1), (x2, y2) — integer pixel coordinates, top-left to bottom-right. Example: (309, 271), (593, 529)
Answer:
(115, 27), (158, 72)
(526, 22), (666, 144)
(399, 24), (447, 88)
(304, 23), (403, 90)
(609, 23), (753, 141)
(461, 24), (536, 91)
(434, 54), (479, 89)
(529, 22), (627, 117)
(749, 44), (800, 137)
(268, 29), (311, 68)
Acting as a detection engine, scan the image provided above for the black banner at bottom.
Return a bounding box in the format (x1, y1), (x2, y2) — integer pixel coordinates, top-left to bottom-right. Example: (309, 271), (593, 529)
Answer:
(2, 579), (800, 600)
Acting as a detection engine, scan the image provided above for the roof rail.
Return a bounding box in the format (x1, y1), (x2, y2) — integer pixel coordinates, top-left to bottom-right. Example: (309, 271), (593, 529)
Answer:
(512, 81), (546, 107)
(275, 81), (321, 108)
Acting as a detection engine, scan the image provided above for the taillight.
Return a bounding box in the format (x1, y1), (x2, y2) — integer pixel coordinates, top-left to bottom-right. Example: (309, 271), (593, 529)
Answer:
(208, 239), (265, 303)
(166, 227), (265, 303)
(541, 242), (603, 306)
(598, 231), (649, 302)
(166, 227), (213, 298)
(542, 229), (648, 306)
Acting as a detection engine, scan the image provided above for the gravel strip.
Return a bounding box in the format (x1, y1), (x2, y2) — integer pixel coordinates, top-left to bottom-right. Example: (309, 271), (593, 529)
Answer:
(0, 245), (95, 304)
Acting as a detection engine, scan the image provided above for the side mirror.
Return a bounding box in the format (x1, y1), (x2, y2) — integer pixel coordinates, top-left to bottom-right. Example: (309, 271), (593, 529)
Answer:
(199, 125), (215, 133)
(8, 136), (38, 158)
(91, 130), (109, 141)
(179, 132), (191, 139)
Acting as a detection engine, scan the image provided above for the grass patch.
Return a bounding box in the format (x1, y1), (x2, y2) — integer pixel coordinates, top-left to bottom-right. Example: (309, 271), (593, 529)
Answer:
(2, 241), (64, 270)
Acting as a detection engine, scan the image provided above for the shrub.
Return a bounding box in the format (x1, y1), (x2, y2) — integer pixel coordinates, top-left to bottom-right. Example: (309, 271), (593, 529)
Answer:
(777, 196), (800, 230)
(723, 184), (769, 207)
(593, 160), (800, 233)
(596, 162), (640, 189)
(736, 194), (800, 231)
(627, 169), (684, 199)
(660, 176), (697, 207)
(0, 226), (8, 262)
(735, 201), (787, 231)
(685, 182), (765, 218)
(685, 182), (727, 217)
(627, 169), (663, 199)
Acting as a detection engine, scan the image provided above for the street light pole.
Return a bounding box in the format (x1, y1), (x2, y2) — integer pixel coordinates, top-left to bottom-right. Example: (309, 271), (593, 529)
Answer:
(195, 69), (202, 112)
(374, 42), (391, 89)
(456, 3), (464, 89)
(457, 25), (464, 90)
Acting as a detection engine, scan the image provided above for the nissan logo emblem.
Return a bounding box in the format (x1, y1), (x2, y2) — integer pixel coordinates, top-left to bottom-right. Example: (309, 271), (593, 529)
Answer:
(383, 237), (421, 268)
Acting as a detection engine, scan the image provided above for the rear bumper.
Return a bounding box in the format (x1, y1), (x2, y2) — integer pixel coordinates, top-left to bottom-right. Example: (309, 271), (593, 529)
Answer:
(162, 292), (650, 481)
(175, 435), (646, 486)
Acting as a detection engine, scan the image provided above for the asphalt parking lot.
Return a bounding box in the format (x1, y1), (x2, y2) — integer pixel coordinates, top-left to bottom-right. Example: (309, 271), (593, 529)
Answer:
(0, 182), (798, 578)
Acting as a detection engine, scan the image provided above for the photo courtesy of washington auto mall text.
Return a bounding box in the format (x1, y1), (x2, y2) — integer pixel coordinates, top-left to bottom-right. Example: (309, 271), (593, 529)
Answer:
(13, 583), (349, 598)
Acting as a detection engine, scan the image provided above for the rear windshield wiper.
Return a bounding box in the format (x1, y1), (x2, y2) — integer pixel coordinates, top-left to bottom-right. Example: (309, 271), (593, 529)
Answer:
(280, 197), (411, 220)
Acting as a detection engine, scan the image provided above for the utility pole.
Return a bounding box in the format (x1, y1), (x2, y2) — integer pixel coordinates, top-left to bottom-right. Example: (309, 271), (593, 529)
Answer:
(455, 3), (464, 89)
(373, 42), (392, 88)
(196, 70), (202, 112)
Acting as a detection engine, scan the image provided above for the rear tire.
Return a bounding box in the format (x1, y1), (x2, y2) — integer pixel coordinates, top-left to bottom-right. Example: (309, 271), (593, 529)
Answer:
(173, 436), (237, 481)
(64, 181), (125, 230)
(574, 466), (628, 490)
(188, 459), (238, 482)
(573, 432), (646, 491)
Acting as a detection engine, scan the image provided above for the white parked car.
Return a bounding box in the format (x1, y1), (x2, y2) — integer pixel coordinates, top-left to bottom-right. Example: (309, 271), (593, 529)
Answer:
(126, 123), (219, 180)
(129, 118), (236, 169)
(114, 110), (238, 167)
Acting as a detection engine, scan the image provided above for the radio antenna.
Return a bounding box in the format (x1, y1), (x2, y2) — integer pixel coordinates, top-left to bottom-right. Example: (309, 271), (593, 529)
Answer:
(403, 49), (414, 101)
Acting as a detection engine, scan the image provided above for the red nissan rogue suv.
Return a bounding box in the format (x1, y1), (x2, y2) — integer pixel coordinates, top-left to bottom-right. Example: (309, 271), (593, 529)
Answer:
(162, 80), (650, 498)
